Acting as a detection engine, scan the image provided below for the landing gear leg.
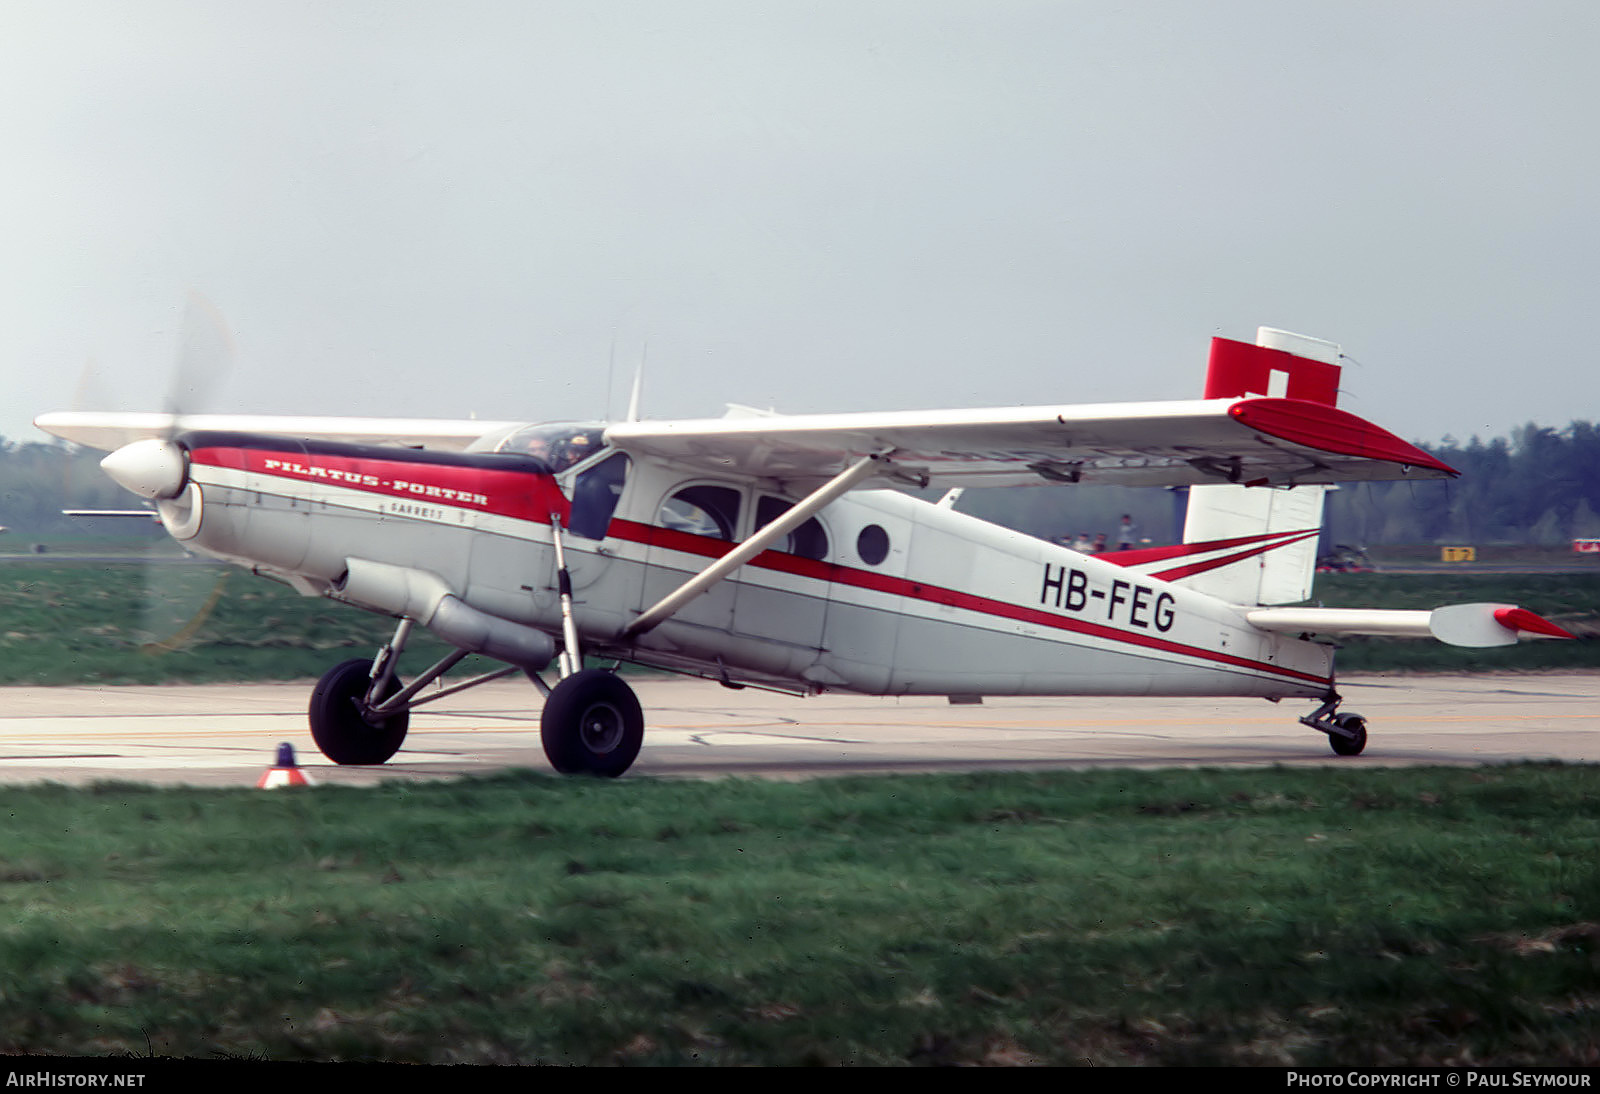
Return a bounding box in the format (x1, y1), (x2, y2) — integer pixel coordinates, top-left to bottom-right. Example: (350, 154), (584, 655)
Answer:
(540, 669), (644, 777)
(1299, 690), (1368, 757)
(307, 616), (518, 765)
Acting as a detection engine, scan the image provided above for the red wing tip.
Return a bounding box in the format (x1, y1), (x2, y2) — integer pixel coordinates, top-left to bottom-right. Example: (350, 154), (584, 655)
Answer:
(1228, 399), (1459, 477)
(1493, 606), (1578, 640)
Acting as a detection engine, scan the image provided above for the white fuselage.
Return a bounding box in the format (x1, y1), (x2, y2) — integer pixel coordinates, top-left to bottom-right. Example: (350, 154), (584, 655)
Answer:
(163, 436), (1335, 702)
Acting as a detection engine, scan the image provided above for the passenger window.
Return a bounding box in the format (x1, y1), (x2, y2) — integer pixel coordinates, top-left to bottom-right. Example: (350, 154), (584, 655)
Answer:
(567, 452), (629, 539)
(659, 485), (741, 540)
(857, 524), (890, 566)
(755, 496), (830, 561)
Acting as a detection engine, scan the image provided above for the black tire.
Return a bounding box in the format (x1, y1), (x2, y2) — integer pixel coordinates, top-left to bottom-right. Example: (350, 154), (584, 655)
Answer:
(308, 658), (410, 765)
(540, 669), (644, 777)
(1328, 712), (1367, 757)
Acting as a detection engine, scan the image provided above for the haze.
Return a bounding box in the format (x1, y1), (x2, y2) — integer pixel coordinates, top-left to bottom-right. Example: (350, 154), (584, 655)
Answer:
(2, 1), (1594, 447)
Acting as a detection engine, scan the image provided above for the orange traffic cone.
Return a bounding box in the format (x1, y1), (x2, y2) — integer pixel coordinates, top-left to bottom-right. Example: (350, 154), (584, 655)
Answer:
(257, 742), (313, 789)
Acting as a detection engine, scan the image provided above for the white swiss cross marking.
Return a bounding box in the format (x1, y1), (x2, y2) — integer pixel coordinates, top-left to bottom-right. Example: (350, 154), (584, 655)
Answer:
(1245, 368), (1292, 399)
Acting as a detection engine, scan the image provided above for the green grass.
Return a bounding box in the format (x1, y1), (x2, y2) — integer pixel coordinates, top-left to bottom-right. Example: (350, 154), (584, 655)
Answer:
(0, 559), (466, 685)
(1, 766), (1596, 1064)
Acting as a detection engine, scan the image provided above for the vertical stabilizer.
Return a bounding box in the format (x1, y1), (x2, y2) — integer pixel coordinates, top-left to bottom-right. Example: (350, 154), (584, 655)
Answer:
(1179, 328), (1339, 606)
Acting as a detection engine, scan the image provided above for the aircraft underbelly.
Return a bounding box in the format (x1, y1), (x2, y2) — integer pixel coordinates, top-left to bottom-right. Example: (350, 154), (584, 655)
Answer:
(886, 607), (1327, 698)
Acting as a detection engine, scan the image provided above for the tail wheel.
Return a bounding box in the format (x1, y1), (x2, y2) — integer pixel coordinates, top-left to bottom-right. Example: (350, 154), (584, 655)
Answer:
(309, 658), (410, 765)
(1328, 712), (1367, 757)
(541, 669), (644, 777)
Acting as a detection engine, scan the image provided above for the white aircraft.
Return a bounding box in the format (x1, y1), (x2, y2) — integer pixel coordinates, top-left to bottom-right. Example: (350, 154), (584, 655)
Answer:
(35, 327), (1572, 775)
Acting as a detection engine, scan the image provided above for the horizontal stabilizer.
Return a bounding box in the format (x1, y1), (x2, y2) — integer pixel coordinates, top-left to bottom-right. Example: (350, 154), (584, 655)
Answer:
(1246, 603), (1577, 647)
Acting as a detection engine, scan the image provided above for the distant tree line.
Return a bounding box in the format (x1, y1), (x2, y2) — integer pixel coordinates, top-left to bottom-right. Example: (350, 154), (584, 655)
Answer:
(1325, 423), (1600, 547)
(944, 421), (1600, 549)
(0, 438), (146, 538)
(4, 422), (1596, 547)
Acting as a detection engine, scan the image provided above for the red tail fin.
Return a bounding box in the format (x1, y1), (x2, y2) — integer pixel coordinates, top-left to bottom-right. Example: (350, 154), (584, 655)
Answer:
(1204, 330), (1342, 405)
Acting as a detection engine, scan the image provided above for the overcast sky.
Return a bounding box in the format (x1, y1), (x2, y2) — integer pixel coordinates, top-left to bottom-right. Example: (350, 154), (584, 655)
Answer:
(2, 1), (1595, 448)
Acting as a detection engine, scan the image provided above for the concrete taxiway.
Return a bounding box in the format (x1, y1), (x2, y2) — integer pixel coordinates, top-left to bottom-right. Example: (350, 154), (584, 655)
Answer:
(0, 672), (1593, 788)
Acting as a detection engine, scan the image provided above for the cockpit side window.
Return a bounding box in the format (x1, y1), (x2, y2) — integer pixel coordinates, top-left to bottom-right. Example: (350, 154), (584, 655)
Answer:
(567, 452), (630, 539)
(659, 485), (741, 541)
(755, 496), (830, 560)
(485, 423), (605, 472)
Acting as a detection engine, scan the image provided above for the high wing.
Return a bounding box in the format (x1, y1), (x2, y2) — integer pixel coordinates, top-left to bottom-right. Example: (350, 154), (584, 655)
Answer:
(38, 392), (1454, 490)
(604, 396), (1457, 490)
(32, 411), (521, 453)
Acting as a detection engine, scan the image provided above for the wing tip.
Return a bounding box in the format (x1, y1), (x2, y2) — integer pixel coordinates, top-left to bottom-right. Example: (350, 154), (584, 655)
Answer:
(1492, 606), (1578, 641)
(1228, 398), (1459, 477)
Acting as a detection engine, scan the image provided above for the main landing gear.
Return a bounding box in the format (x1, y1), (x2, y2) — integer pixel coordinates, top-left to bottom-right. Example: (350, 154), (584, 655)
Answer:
(1299, 690), (1368, 757)
(305, 617), (645, 777)
(540, 669), (644, 777)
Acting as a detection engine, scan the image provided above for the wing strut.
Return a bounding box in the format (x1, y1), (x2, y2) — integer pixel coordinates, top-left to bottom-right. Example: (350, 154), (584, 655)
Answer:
(620, 451), (888, 641)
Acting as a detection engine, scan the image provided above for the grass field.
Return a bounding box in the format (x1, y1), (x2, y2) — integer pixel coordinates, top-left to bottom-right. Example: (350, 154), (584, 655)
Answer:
(1, 765), (1596, 1065)
(2, 551), (1596, 1065)
(0, 557), (464, 685)
(0, 552), (1595, 685)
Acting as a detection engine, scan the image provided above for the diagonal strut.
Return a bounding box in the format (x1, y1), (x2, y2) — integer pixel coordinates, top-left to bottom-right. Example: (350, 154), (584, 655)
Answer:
(620, 451), (888, 640)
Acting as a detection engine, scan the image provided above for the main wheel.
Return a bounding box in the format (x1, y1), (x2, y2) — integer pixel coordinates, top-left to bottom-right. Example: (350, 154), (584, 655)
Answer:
(540, 669), (644, 777)
(1328, 712), (1368, 757)
(308, 658), (410, 765)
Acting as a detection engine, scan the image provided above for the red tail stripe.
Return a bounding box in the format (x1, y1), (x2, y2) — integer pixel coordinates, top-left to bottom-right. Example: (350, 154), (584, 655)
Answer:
(1150, 529), (1323, 583)
(1105, 527), (1318, 568)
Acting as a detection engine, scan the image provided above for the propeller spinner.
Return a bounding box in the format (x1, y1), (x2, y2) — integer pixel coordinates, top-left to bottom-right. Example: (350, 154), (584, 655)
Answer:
(101, 438), (188, 500)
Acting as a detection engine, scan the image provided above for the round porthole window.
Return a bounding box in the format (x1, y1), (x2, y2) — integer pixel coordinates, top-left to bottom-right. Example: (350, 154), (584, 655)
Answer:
(857, 524), (890, 566)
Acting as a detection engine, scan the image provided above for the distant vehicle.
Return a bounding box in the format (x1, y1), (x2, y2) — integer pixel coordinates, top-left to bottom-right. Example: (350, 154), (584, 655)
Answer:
(35, 326), (1573, 775)
(1317, 544), (1375, 573)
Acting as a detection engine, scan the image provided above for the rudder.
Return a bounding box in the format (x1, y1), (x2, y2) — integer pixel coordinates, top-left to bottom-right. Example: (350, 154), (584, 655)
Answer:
(1179, 328), (1340, 606)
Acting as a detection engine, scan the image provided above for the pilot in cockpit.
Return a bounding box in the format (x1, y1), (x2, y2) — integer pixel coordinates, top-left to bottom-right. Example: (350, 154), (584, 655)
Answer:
(555, 431), (594, 471)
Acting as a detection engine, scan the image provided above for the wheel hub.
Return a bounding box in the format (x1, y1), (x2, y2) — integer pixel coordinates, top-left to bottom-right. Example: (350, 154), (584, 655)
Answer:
(579, 702), (626, 754)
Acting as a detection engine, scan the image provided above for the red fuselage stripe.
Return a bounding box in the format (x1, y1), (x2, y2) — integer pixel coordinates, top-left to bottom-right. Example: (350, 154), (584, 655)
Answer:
(190, 446), (571, 522)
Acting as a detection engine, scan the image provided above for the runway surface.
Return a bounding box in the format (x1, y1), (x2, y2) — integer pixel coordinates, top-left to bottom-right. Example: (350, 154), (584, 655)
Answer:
(0, 672), (1593, 788)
